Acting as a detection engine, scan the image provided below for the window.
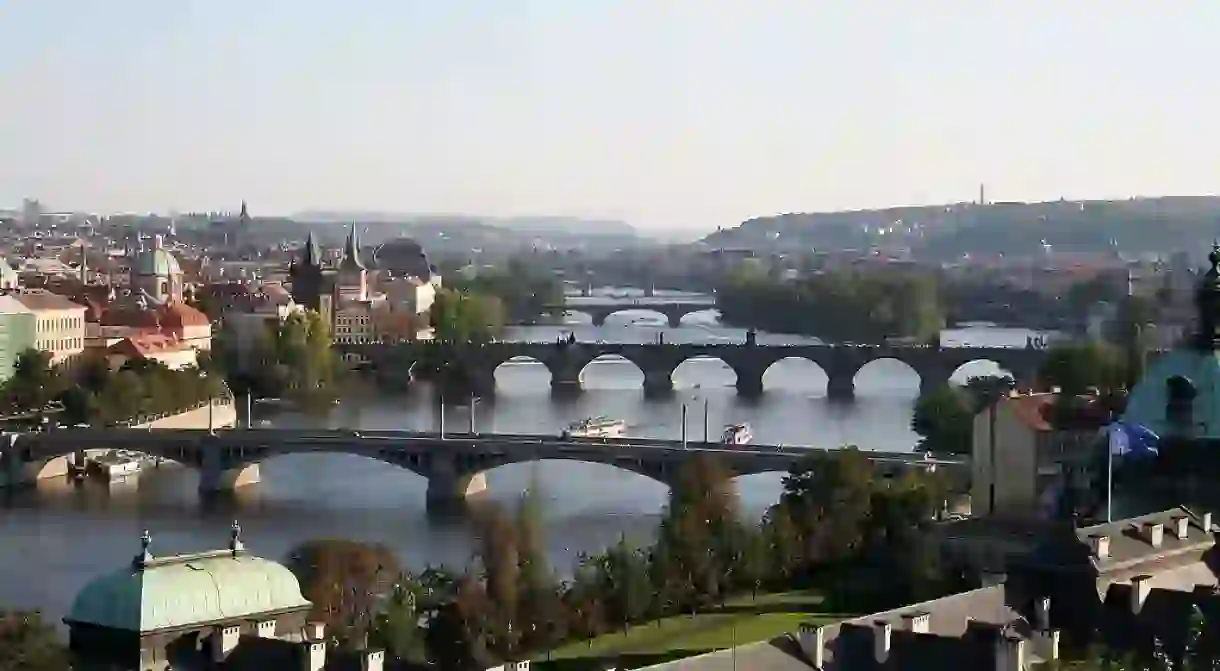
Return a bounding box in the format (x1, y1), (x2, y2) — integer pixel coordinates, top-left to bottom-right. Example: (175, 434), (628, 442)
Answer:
(1166, 375), (1197, 431)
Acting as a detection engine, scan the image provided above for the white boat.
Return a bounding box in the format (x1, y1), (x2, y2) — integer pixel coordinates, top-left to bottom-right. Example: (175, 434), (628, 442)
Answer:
(562, 416), (627, 439)
(90, 453), (143, 480)
(721, 423), (752, 446)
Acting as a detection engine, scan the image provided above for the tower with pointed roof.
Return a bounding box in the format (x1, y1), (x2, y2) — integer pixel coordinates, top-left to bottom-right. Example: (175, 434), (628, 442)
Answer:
(336, 226), (367, 301)
(288, 231), (327, 311)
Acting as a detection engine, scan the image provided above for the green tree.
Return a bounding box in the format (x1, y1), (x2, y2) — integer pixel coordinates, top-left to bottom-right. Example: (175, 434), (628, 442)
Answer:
(961, 374), (1016, 413)
(780, 448), (874, 566)
(2, 349), (63, 413)
(369, 575), (426, 664)
(910, 386), (974, 455)
(431, 289), (505, 344)
(0, 610), (70, 671)
(1038, 341), (1126, 395)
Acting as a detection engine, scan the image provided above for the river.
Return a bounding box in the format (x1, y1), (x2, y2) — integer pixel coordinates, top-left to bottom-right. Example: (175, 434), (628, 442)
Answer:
(0, 311), (1052, 626)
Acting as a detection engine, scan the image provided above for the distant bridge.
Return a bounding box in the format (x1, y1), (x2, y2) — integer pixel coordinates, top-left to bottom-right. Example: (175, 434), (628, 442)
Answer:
(338, 341), (1046, 398)
(544, 297), (718, 327)
(1, 429), (965, 509)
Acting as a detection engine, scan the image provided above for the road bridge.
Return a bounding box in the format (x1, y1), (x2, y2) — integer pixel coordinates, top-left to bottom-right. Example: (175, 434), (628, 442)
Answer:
(544, 297), (718, 327)
(339, 341), (1046, 398)
(1, 429), (965, 509)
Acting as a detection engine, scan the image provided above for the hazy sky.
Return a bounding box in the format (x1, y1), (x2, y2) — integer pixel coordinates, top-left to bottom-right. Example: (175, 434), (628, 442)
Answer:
(3, 1), (1220, 230)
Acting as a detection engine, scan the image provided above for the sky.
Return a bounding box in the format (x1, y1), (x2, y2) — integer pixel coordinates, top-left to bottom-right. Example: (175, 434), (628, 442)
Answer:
(3, 1), (1220, 231)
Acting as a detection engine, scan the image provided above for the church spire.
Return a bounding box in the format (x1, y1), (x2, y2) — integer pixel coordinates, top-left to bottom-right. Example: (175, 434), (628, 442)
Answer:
(1194, 241), (1220, 350)
(340, 226), (365, 271)
(297, 231), (322, 268)
(239, 200), (250, 225)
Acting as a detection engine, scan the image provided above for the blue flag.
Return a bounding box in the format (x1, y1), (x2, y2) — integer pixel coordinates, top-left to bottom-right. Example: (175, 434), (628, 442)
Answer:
(1108, 421), (1160, 458)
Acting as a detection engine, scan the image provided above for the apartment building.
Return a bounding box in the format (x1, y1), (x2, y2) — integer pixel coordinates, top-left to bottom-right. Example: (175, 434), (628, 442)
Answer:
(12, 290), (87, 366)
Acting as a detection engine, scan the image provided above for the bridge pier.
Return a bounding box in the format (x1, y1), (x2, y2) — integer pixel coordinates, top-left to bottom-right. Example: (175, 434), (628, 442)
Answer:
(826, 374), (855, 400)
(643, 371), (675, 397)
(426, 471), (488, 511)
(550, 378), (583, 395)
(199, 463), (261, 492)
(736, 373), (764, 398)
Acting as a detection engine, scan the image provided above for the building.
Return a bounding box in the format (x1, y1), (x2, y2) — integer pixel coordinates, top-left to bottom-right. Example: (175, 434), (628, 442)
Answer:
(1125, 242), (1220, 440)
(0, 257), (20, 290)
(0, 295), (36, 382)
(11, 289), (87, 366)
(971, 391), (1106, 521)
(64, 524), (389, 671)
(130, 235), (185, 304)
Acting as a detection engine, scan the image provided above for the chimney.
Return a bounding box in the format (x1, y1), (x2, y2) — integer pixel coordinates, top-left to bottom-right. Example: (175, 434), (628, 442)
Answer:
(153, 234), (164, 250)
(873, 620), (892, 663)
(509, 664), (531, 671)
(1007, 389), (1021, 399)
(1090, 534), (1110, 559)
(1051, 386), (1062, 394)
(361, 649), (385, 671)
(798, 624), (825, 669)
(256, 619), (277, 638)
(995, 636), (1028, 671)
(1034, 597), (1051, 631)
(1145, 522), (1165, 548)
(306, 622), (325, 642)
(1203, 512), (1213, 532)
(1131, 575), (1152, 614)
(901, 611), (931, 634)
(211, 625), (242, 663)
(1172, 515), (1190, 540)
(300, 640), (326, 671)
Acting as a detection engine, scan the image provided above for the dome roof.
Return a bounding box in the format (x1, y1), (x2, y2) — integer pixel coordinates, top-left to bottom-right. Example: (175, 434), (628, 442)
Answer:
(66, 549), (312, 633)
(373, 237), (431, 279)
(1124, 349), (1220, 440)
(132, 247), (182, 278)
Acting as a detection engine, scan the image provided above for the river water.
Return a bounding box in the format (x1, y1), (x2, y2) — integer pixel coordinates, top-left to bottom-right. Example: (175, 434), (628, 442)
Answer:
(0, 310), (1050, 626)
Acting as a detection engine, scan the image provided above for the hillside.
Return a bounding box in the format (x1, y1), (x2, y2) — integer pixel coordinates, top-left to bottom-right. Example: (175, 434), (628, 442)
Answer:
(702, 196), (1220, 258)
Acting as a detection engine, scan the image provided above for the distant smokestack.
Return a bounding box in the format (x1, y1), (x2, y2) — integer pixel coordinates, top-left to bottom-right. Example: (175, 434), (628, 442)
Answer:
(979, 183), (986, 205)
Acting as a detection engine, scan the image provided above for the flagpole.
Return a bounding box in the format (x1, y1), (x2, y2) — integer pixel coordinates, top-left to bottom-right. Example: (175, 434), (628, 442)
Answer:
(1106, 423), (1114, 523)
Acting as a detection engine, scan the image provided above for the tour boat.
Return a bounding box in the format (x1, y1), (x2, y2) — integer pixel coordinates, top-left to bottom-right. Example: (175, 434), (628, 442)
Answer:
(562, 416), (628, 439)
(721, 423), (753, 446)
(89, 452), (143, 480)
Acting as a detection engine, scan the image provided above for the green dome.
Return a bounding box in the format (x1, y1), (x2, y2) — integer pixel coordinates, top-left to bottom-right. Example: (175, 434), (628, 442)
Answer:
(66, 550), (312, 633)
(132, 247), (182, 278)
(1124, 348), (1220, 439)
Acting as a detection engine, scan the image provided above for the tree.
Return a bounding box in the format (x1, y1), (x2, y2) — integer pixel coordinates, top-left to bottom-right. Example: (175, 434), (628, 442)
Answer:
(2, 349), (62, 413)
(431, 289), (505, 345)
(780, 449), (874, 566)
(910, 386), (974, 455)
(0, 610), (70, 671)
(372, 305), (420, 343)
(368, 575), (426, 664)
(1038, 341), (1126, 395)
(285, 540), (401, 648)
(961, 374), (1016, 413)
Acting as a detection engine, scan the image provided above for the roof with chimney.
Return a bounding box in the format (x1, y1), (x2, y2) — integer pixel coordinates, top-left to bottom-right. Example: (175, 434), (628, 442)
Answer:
(1076, 507), (1217, 586)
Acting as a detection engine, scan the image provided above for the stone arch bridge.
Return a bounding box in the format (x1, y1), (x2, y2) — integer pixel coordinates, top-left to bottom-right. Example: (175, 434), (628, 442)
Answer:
(1, 429), (961, 509)
(339, 342), (1047, 398)
(543, 299), (718, 327)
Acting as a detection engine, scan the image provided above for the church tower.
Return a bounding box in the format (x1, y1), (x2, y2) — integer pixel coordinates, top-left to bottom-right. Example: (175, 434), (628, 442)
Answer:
(289, 231), (326, 311)
(337, 227), (367, 301)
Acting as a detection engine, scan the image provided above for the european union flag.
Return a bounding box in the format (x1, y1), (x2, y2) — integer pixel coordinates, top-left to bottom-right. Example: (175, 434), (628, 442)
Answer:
(1108, 421), (1160, 458)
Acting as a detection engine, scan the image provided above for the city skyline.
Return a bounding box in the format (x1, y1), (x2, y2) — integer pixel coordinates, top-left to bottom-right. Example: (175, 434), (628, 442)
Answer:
(4, 1), (1220, 231)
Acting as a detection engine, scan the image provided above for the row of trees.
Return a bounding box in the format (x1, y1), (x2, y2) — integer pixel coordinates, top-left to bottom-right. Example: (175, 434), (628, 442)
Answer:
(0, 349), (224, 427)
(286, 450), (954, 669)
(716, 267), (945, 342)
(207, 309), (339, 400)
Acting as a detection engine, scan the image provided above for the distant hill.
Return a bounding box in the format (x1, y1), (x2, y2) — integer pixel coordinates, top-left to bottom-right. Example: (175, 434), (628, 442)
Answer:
(292, 212), (637, 238)
(702, 196), (1220, 259)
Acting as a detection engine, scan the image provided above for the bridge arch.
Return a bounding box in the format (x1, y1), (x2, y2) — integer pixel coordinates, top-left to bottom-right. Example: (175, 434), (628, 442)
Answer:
(577, 354), (645, 390)
(853, 357), (922, 397)
(458, 457), (671, 501)
(596, 308), (677, 327)
(761, 357), (829, 394)
(676, 308), (722, 326)
(492, 356), (553, 393)
(672, 356), (737, 390)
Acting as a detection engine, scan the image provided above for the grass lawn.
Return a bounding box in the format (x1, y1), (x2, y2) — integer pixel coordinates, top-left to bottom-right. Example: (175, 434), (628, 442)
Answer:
(534, 591), (845, 671)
